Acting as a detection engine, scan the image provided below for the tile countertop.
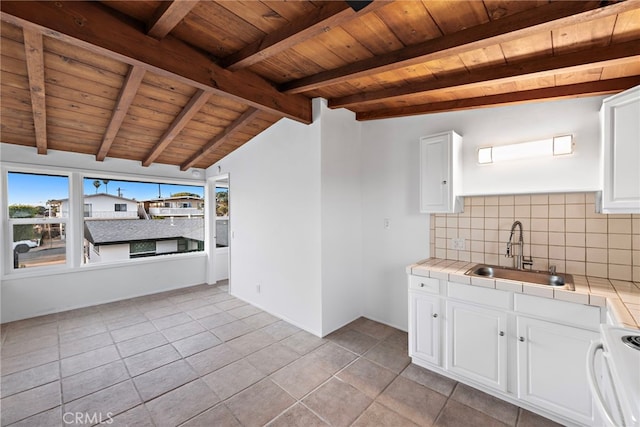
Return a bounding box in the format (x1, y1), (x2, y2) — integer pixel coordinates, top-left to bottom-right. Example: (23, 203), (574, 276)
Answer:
(407, 258), (640, 330)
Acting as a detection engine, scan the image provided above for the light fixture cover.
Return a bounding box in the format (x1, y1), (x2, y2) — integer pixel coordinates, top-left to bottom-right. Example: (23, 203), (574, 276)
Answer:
(477, 134), (574, 164)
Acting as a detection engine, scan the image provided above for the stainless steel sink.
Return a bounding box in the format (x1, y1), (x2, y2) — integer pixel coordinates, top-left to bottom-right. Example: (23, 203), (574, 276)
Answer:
(464, 264), (574, 290)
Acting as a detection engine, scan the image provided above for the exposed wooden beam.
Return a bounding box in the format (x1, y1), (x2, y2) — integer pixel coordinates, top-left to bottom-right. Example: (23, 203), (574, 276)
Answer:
(222, 1), (388, 71)
(96, 66), (145, 161)
(142, 89), (211, 167)
(356, 77), (640, 120)
(329, 41), (640, 108)
(23, 29), (47, 155)
(281, 0), (636, 94)
(147, 0), (198, 39)
(181, 108), (260, 171)
(0, 1), (312, 124)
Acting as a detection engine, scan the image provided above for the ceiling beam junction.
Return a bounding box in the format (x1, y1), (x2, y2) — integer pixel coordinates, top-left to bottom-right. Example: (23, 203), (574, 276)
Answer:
(181, 108), (260, 171)
(221, 0), (388, 71)
(280, 0), (637, 94)
(147, 0), (199, 39)
(329, 41), (640, 108)
(0, 1), (312, 124)
(142, 89), (211, 167)
(96, 65), (146, 161)
(355, 76), (640, 120)
(23, 29), (47, 155)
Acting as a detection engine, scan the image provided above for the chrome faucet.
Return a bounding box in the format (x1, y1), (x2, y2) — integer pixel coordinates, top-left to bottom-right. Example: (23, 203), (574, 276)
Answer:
(506, 221), (533, 270)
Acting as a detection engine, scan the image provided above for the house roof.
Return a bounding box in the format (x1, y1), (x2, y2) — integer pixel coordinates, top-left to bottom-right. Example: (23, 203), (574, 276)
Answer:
(1, 1), (639, 169)
(143, 195), (203, 203)
(84, 218), (204, 245)
(56, 193), (138, 203)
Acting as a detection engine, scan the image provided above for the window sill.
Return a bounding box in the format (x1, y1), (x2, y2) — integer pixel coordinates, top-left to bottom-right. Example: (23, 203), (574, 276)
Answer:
(2, 251), (207, 281)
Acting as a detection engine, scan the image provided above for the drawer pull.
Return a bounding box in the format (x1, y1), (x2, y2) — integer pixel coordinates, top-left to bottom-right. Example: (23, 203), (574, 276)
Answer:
(519, 336), (525, 342)
(432, 313), (438, 318)
(420, 283), (425, 287)
(499, 331), (504, 336)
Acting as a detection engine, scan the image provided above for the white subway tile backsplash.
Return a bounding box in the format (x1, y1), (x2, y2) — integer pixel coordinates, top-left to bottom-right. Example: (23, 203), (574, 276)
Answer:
(430, 192), (640, 280)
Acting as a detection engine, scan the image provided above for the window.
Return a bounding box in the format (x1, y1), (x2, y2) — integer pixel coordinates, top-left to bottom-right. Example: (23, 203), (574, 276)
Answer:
(84, 203), (92, 218)
(83, 177), (204, 264)
(129, 241), (156, 258)
(7, 172), (69, 270)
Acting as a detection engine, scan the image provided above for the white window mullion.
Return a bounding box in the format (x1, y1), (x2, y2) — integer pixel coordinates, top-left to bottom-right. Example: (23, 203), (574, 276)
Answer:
(1, 168), (9, 276)
(69, 172), (84, 268)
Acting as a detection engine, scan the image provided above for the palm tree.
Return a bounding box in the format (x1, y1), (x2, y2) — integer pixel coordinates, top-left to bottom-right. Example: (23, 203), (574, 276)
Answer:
(102, 179), (110, 194)
(93, 180), (101, 194)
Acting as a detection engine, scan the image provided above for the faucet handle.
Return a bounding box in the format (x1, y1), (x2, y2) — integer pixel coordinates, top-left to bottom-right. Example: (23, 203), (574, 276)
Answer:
(505, 242), (511, 257)
(549, 265), (556, 275)
(522, 256), (533, 270)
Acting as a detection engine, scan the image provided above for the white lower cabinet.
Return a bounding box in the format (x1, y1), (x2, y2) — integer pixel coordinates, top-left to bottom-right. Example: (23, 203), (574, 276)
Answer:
(409, 291), (440, 365)
(517, 316), (599, 426)
(446, 300), (508, 391)
(408, 275), (602, 426)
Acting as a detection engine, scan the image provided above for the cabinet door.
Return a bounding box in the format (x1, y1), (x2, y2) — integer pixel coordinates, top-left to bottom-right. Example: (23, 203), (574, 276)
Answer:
(602, 86), (640, 213)
(419, 131), (462, 213)
(517, 316), (598, 425)
(446, 300), (508, 391)
(409, 291), (440, 366)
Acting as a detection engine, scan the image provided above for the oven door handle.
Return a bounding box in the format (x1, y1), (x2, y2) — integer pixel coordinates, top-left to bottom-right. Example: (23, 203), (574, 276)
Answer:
(587, 340), (620, 427)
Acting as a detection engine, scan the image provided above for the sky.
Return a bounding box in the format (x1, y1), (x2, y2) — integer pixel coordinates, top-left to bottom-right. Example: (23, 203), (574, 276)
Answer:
(7, 172), (206, 206)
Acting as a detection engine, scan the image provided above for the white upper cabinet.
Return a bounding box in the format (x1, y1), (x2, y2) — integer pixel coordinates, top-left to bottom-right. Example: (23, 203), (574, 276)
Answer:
(601, 85), (640, 213)
(420, 131), (463, 213)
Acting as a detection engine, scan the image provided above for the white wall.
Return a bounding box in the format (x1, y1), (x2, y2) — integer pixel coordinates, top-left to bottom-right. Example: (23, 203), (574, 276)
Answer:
(209, 100), (323, 335)
(215, 247), (229, 281)
(319, 101), (363, 334)
(1, 144), (207, 323)
(1, 255), (206, 322)
(360, 96), (606, 330)
(95, 244), (129, 263)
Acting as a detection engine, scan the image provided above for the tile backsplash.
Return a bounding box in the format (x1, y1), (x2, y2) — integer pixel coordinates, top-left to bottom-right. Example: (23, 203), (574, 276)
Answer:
(429, 192), (639, 281)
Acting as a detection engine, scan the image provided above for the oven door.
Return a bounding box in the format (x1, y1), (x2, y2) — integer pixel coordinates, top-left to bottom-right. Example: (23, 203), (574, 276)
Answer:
(587, 340), (626, 427)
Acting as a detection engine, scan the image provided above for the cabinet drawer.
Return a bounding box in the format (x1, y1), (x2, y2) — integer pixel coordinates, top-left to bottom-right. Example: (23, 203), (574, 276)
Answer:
(409, 276), (440, 294)
(514, 294), (601, 330)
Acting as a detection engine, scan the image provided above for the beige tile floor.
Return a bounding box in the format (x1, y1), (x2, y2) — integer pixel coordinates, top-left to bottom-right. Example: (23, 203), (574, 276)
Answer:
(0, 282), (563, 427)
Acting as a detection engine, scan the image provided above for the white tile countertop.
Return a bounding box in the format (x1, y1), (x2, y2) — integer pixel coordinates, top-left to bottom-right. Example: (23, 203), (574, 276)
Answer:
(407, 258), (640, 329)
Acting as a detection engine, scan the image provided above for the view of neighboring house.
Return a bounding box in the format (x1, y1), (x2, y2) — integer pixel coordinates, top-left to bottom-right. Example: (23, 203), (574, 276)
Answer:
(56, 193), (139, 220)
(84, 218), (204, 263)
(142, 195), (204, 218)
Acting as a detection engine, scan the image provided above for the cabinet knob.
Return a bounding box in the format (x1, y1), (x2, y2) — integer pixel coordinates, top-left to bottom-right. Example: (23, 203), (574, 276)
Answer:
(432, 313), (438, 318)
(518, 336), (525, 342)
(420, 283), (425, 287)
(499, 331), (504, 336)
(442, 180), (447, 185)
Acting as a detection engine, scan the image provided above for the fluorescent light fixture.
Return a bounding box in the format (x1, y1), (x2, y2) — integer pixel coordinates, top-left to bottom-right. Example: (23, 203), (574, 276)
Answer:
(477, 135), (573, 164)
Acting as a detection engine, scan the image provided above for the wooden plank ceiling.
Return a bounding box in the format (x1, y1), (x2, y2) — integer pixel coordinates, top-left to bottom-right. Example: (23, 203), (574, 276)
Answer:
(1, 0), (639, 170)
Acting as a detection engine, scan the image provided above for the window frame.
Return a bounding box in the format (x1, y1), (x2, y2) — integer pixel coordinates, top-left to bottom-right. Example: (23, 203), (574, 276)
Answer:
(3, 167), (73, 275)
(2, 164), (209, 279)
